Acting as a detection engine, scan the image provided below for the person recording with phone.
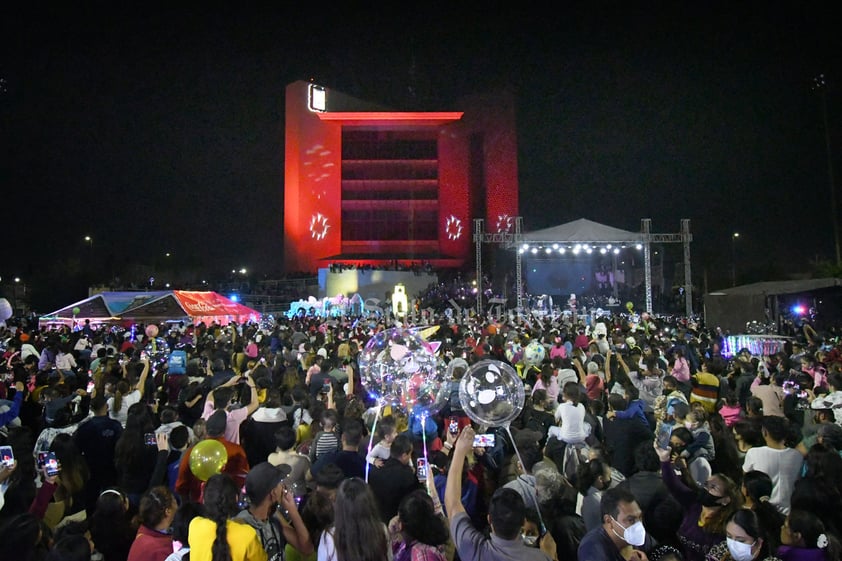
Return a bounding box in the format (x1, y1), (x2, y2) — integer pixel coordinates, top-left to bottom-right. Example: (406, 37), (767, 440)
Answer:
(445, 426), (551, 561)
(108, 356), (151, 427)
(201, 369), (260, 445)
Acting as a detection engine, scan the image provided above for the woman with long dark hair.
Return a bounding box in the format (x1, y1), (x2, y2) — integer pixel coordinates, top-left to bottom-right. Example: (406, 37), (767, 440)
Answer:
(317, 477), (391, 561)
(532, 364), (560, 404)
(127, 486), (177, 561)
(708, 412), (744, 485)
(188, 474), (266, 561)
(108, 357), (150, 427)
(706, 509), (781, 561)
(114, 403), (159, 509)
(389, 490), (449, 561)
(791, 443), (842, 536)
(655, 443), (742, 561)
(0, 512), (50, 561)
(90, 488), (136, 561)
(44, 433), (90, 529)
(779, 509), (841, 561)
(741, 471), (786, 552)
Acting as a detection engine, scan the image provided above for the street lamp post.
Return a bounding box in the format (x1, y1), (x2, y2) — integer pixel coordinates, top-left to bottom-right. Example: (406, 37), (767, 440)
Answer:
(731, 232), (740, 287)
(12, 277), (21, 315)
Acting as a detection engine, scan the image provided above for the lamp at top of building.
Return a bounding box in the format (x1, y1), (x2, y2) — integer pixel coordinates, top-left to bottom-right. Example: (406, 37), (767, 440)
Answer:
(309, 83), (326, 112)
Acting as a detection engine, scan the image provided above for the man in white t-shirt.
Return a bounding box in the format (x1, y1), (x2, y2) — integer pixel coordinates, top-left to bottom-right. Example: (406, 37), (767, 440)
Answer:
(742, 415), (803, 514)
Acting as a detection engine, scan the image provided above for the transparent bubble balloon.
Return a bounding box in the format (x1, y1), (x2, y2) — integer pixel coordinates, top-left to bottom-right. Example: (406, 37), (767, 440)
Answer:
(459, 359), (525, 427)
(522, 340), (546, 366)
(358, 327), (446, 416)
(144, 337), (171, 365)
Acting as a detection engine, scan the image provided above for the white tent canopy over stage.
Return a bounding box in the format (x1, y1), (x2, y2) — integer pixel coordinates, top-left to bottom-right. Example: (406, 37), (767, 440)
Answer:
(473, 217), (693, 316)
(517, 218), (645, 244)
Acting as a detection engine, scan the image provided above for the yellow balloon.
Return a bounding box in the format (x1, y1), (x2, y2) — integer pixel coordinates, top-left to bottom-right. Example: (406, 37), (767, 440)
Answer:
(189, 439), (228, 482)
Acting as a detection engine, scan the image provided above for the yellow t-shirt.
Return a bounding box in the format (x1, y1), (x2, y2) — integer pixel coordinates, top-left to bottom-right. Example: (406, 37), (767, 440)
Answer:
(188, 517), (268, 561)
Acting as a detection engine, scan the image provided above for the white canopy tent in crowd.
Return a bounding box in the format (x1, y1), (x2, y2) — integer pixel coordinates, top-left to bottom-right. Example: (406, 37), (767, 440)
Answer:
(473, 217), (693, 316)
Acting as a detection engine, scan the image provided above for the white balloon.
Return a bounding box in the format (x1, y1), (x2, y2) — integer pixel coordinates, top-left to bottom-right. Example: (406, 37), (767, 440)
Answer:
(0, 299), (12, 322)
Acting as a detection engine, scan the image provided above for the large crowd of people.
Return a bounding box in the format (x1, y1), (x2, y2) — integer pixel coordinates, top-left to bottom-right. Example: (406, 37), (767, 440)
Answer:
(0, 309), (841, 561)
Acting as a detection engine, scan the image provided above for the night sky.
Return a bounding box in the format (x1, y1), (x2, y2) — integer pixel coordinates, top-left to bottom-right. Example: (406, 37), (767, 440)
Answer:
(2, 6), (841, 309)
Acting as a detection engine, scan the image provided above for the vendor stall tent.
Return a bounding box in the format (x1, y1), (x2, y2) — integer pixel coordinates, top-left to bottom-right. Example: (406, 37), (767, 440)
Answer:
(39, 291), (169, 329)
(118, 291), (261, 326)
(40, 291), (261, 329)
(705, 278), (842, 334)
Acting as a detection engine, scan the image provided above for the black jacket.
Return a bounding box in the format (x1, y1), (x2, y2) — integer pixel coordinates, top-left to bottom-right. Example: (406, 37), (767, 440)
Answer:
(367, 457), (422, 522)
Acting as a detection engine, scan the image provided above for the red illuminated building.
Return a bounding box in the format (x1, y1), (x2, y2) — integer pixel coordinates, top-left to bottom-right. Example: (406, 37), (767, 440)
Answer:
(283, 80), (519, 273)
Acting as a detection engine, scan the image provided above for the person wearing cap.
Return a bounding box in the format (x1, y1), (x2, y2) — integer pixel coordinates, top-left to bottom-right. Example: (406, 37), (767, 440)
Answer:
(235, 462), (313, 561)
(798, 389), (842, 454)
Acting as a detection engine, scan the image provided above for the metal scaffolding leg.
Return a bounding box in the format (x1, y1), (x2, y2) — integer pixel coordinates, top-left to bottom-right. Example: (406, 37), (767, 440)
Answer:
(642, 219), (653, 313)
(516, 217), (523, 311)
(474, 219), (483, 316)
(682, 219), (693, 318)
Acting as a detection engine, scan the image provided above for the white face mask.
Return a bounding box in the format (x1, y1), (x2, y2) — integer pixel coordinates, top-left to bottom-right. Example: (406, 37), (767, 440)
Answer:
(727, 537), (756, 561)
(611, 517), (646, 547)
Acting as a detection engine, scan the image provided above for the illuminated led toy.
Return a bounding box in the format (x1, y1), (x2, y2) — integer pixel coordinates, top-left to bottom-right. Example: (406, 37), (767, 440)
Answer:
(358, 327), (447, 418)
(144, 337), (171, 365)
(309, 213), (330, 240)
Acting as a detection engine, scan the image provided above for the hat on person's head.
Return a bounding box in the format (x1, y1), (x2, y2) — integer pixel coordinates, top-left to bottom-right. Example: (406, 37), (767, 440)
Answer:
(316, 348), (328, 359)
(244, 462), (292, 504)
(811, 392), (842, 411)
(206, 409), (228, 437)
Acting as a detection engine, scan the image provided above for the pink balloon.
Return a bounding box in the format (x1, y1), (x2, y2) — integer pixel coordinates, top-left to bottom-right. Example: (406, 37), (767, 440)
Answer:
(145, 324), (159, 338)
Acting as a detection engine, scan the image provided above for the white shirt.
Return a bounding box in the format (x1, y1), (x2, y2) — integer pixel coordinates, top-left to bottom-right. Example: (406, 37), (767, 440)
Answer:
(743, 446), (803, 513)
(56, 352), (77, 371)
(20, 343), (41, 361)
(107, 389), (141, 427)
(553, 401), (588, 443)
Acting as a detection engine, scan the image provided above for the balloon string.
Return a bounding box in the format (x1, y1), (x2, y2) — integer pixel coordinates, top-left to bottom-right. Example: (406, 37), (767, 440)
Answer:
(420, 412), (428, 481)
(504, 425), (546, 535)
(365, 402), (383, 483)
